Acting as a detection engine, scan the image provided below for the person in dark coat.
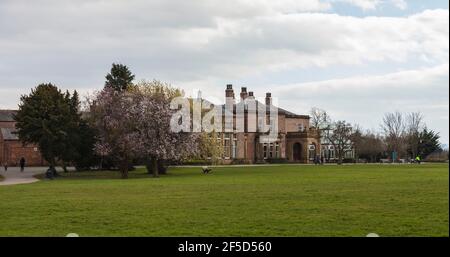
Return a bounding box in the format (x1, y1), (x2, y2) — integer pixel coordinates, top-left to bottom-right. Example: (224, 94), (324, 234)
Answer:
(46, 166), (54, 180)
(19, 157), (26, 172)
(314, 155), (320, 165)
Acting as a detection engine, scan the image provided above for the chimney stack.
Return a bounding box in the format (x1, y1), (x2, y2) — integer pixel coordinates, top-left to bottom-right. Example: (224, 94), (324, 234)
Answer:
(240, 87), (248, 101)
(248, 91), (254, 99)
(225, 84), (234, 99)
(265, 92), (272, 106)
(225, 84), (235, 109)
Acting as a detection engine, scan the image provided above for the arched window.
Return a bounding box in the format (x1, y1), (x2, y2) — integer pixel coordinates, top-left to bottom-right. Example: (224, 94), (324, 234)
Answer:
(329, 145), (335, 159)
(308, 144), (316, 160)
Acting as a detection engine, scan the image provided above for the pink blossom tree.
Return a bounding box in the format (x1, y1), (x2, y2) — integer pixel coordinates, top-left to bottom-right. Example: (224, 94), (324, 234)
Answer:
(89, 88), (144, 178)
(132, 83), (199, 177)
(89, 82), (198, 179)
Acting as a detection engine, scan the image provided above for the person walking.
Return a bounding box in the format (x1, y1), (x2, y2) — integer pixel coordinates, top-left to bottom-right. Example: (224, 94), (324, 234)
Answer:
(19, 157), (26, 172)
(415, 155), (421, 164)
(3, 162), (7, 172)
(314, 155), (320, 165)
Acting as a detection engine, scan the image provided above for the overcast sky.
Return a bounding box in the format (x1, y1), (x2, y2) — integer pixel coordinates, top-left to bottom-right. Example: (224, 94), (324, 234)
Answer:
(0, 0), (448, 145)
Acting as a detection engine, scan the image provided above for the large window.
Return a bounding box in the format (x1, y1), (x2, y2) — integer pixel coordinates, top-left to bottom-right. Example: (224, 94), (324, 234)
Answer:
(308, 144), (316, 160)
(275, 143), (280, 158)
(329, 145), (335, 159)
(263, 142), (280, 159)
(344, 146), (354, 159)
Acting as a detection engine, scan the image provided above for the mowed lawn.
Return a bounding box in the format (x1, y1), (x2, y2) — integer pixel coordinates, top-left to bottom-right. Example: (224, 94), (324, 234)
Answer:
(0, 164), (448, 236)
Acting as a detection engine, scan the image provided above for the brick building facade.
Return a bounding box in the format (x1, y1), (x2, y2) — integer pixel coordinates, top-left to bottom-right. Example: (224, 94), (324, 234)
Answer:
(0, 110), (45, 167)
(215, 85), (320, 164)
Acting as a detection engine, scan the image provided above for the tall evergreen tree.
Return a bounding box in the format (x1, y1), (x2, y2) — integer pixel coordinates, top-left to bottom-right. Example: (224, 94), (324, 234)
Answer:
(59, 90), (98, 171)
(104, 63), (135, 92)
(418, 128), (442, 159)
(14, 84), (79, 174)
(72, 119), (99, 171)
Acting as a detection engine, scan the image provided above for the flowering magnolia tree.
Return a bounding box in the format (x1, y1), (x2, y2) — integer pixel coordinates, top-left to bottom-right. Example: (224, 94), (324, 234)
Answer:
(131, 82), (199, 177)
(88, 88), (143, 178)
(89, 82), (198, 179)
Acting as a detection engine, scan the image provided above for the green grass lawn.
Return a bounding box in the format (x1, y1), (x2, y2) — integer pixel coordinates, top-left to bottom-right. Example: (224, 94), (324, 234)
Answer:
(0, 164), (448, 236)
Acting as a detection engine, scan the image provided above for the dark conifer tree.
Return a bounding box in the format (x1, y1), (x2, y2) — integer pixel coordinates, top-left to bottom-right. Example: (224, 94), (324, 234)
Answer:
(104, 63), (135, 92)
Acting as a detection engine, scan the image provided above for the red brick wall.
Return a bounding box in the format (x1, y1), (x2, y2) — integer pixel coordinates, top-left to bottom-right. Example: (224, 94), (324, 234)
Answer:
(0, 120), (46, 166)
(1, 141), (45, 166)
(0, 121), (15, 128)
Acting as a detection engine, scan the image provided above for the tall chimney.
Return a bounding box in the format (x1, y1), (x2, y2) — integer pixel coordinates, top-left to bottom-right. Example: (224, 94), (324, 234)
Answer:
(265, 92), (272, 106)
(248, 91), (254, 99)
(225, 84), (234, 98)
(240, 87), (248, 101)
(225, 84), (235, 111)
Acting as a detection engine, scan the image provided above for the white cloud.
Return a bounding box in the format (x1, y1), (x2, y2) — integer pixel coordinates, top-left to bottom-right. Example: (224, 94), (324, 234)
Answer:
(206, 9), (448, 72)
(391, 0), (407, 10)
(0, 3), (447, 82)
(0, 1), (447, 142)
(333, 0), (408, 10)
(270, 64), (449, 143)
(337, 0), (381, 10)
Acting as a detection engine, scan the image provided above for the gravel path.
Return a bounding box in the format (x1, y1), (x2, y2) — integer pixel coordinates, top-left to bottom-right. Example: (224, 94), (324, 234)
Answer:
(0, 167), (46, 186)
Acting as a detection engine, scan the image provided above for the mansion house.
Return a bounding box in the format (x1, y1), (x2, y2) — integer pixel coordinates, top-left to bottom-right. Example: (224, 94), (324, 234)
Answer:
(213, 84), (321, 164)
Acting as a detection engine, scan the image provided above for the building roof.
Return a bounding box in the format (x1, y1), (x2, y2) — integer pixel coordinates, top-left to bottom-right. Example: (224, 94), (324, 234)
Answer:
(219, 101), (309, 119)
(1, 127), (19, 140)
(0, 110), (16, 122)
(278, 106), (309, 119)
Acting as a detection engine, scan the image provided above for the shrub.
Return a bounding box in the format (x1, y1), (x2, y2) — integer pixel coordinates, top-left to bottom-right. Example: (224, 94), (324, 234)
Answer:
(231, 159), (251, 165)
(181, 159), (213, 166)
(266, 158), (288, 164)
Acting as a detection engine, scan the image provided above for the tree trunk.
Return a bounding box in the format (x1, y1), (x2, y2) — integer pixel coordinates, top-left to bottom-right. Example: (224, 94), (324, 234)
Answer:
(158, 159), (167, 175)
(338, 151), (343, 165)
(120, 160), (129, 179)
(152, 158), (159, 178)
(145, 157), (153, 174)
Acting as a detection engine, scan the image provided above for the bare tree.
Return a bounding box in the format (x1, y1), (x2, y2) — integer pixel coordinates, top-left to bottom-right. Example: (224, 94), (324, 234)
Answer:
(405, 112), (424, 159)
(310, 107), (331, 132)
(310, 107), (331, 157)
(349, 124), (363, 162)
(381, 111), (406, 160)
(406, 112), (424, 133)
(356, 130), (386, 162)
(324, 120), (354, 165)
